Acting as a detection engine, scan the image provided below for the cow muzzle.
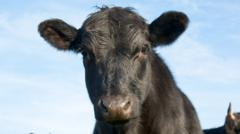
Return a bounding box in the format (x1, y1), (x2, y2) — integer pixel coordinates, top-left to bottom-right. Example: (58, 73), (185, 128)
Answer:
(97, 95), (133, 125)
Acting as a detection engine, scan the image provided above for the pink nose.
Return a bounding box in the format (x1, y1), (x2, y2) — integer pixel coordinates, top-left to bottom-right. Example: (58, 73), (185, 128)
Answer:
(98, 96), (132, 123)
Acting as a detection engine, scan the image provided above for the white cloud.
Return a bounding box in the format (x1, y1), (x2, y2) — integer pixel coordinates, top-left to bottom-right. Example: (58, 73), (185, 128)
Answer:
(0, 71), (95, 134)
(158, 32), (240, 85)
(0, 4), (96, 133)
(171, 0), (200, 12)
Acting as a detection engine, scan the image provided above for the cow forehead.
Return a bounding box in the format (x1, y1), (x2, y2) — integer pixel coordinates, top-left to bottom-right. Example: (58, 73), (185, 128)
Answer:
(82, 7), (148, 42)
(83, 7), (147, 31)
(80, 7), (149, 55)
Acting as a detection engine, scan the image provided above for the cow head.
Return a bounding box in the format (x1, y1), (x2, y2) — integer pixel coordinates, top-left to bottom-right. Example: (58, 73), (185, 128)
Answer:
(38, 7), (188, 125)
(225, 103), (240, 134)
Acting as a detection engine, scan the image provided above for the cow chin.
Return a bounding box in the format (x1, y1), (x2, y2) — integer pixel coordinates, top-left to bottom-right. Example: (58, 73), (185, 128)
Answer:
(96, 115), (139, 126)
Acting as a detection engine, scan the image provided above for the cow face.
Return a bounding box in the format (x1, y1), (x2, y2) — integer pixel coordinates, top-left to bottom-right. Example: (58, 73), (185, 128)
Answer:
(38, 7), (188, 125)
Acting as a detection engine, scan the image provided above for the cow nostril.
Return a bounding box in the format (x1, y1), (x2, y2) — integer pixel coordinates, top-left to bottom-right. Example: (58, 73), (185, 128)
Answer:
(123, 100), (131, 111)
(99, 100), (108, 113)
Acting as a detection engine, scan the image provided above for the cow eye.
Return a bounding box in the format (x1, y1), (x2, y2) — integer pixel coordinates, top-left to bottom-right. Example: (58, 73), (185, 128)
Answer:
(133, 44), (150, 56)
(141, 45), (150, 53)
(133, 45), (150, 60)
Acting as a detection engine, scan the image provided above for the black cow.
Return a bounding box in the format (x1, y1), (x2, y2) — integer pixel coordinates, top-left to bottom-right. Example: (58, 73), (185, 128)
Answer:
(38, 6), (203, 134)
(204, 103), (240, 134)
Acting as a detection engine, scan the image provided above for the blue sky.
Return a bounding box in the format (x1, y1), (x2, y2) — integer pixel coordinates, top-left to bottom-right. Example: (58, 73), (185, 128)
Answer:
(0, 0), (240, 134)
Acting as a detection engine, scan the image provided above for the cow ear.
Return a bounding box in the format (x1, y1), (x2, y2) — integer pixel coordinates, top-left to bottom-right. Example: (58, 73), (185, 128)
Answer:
(225, 102), (236, 130)
(227, 102), (235, 120)
(38, 19), (78, 51)
(149, 11), (189, 47)
(227, 102), (232, 116)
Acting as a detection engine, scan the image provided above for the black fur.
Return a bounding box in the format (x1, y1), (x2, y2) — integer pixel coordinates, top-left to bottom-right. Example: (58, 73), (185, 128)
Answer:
(204, 126), (226, 134)
(38, 7), (202, 134)
(149, 11), (189, 46)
